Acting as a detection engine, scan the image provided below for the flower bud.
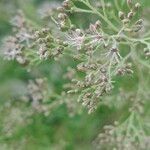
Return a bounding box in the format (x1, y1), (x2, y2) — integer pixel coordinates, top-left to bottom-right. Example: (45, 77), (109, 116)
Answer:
(144, 48), (150, 58)
(127, 11), (134, 19)
(125, 63), (132, 69)
(126, 69), (133, 74)
(134, 3), (141, 10)
(135, 19), (143, 25)
(62, 0), (73, 10)
(95, 20), (101, 29)
(60, 21), (68, 31)
(127, 0), (132, 7)
(70, 24), (76, 30)
(119, 11), (125, 20)
(42, 28), (49, 34)
(132, 25), (142, 32)
(58, 13), (67, 20)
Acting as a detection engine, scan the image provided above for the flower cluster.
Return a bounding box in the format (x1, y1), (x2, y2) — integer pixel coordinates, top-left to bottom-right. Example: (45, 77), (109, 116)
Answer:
(2, 10), (33, 65)
(1, 0), (150, 149)
(93, 118), (147, 150)
(93, 100), (148, 150)
(22, 78), (53, 115)
(33, 28), (67, 60)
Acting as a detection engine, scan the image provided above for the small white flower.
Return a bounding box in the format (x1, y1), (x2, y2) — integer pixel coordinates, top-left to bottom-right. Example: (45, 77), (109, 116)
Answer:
(66, 29), (85, 50)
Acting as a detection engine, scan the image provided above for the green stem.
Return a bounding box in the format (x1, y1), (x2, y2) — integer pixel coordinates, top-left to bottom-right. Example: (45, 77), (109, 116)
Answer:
(80, 0), (118, 32)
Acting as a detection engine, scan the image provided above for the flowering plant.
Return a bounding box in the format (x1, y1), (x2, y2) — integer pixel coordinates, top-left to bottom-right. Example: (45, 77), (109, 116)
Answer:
(0, 0), (150, 149)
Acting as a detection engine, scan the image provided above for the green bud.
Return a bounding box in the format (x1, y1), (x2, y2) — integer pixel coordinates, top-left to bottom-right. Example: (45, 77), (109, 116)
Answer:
(58, 13), (67, 20)
(127, 0), (132, 7)
(119, 11), (125, 20)
(62, 0), (73, 10)
(127, 11), (134, 19)
(95, 20), (101, 28)
(135, 3), (141, 10)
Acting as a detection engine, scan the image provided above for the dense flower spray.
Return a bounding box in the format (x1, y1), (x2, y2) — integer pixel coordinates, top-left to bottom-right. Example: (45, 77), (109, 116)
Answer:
(1, 0), (150, 149)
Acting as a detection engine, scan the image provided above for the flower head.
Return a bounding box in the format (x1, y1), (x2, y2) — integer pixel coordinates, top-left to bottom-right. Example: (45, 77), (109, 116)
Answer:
(66, 29), (85, 50)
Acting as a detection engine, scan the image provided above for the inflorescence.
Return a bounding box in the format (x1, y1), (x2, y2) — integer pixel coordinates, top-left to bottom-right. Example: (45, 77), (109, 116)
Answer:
(1, 0), (150, 149)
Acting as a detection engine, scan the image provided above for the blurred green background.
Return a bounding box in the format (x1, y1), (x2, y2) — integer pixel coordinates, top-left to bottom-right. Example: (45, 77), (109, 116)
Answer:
(0, 0), (150, 150)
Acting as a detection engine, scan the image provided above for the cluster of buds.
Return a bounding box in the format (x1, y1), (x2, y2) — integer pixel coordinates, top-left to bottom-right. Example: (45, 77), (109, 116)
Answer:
(119, 1), (142, 33)
(93, 123), (118, 149)
(58, 1), (145, 116)
(132, 19), (144, 32)
(1, 106), (30, 138)
(56, 0), (74, 31)
(2, 11), (33, 65)
(93, 118), (146, 150)
(57, 12), (71, 31)
(127, 0), (141, 10)
(63, 16), (136, 114)
(86, 20), (103, 47)
(62, 0), (74, 10)
(2, 36), (26, 64)
(116, 63), (133, 76)
(33, 28), (53, 60)
(25, 78), (65, 116)
(67, 64), (113, 114)
(77, 62), (98, 72)
(27, 78), (48, 112)
(33, 28), (67, 60)
(10, 10), (34, 47)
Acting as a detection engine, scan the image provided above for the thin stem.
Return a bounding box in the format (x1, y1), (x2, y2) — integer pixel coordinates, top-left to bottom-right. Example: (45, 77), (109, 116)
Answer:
(101, 0), (107, 18)
(111, 52), (131, 76)
(80, 0), (118, 32)
(72, 7), (94, 14)
(114, 0), (120, 11)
